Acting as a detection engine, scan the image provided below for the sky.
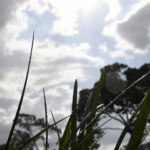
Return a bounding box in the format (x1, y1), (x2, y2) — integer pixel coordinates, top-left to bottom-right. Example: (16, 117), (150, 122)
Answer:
(0, 0), (150, 149)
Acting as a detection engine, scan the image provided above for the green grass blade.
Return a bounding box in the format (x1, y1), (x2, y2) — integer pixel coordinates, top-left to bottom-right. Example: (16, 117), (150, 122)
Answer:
(59, 116), (71, 150)
(51, 110), (61, 144)
(127, 88), (150, 150)
(18, 114), (70, 150)
(78, 93), (97, 126)
(90, 132), (105, 150)
(77, 92), (94, 150)
(81, 67), (105, 150)
(71, 79), (77, 150)
(139, 125), (150, 149)
(77, 110), (124, 149)
(65, 109), (124, 150)
(76, 103), (104, 150)
(77, 103), (103, 131)
(5, 31), (35, 150)
(8, 140), (16, 150)
(43, 88), (48, 150)
(114, 97), (145, 150)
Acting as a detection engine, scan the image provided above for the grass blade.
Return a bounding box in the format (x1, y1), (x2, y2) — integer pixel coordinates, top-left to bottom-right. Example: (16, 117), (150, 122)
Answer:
(8, 140), (16, 150)
(114, 96), (145, 150)
(90, 132), (105, 150)
(64, 109), (125, 150)
(77, 92), (94, 150)
(127, 88), (150, 150)
(81, 67), (105, 150)
(138, 125), (150, 149)
(71, 79), (77, 150)
(51, 110), (61, 144)
(59, 116), (71, 150)
(77, 103), (104, 132)
(78, 92), (94, 129)
(18, 114), (70, 150)
(77, 110), (125, 149)
(43, 88), (48, 150)
(5, 31), (35, 150)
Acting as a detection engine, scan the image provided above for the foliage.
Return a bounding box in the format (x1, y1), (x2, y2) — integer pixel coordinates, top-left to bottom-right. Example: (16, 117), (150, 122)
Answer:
(77, 62), (150, 148)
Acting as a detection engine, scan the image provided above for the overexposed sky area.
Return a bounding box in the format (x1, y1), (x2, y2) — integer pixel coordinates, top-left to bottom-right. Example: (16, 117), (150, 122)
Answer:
(0, 0), (150, 149)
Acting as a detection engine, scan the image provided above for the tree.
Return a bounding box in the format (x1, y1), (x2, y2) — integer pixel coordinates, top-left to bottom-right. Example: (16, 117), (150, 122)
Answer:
(0, 113), (61, 150)
(77, 63), (150, 149)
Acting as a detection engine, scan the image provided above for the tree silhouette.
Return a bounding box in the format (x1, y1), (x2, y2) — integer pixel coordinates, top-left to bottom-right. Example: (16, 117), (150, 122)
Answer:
(0, 113), (61, 150)
(77, 63), (150, 149)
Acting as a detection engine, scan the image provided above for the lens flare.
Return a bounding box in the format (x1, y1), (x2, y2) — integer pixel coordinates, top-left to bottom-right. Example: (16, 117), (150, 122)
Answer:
(105, 71), (127, 94)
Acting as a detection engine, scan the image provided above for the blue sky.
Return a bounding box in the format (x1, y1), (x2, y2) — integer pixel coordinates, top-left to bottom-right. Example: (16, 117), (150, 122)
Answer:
(0, 0), (150, 149)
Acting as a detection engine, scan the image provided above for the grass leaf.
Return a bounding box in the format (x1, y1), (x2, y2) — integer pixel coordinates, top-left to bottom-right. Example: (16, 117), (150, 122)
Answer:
(114, 96), (145, 150)
(90, 132), (105, 150)
(77, 92), (94, 150)
(139, 125), (150, 148)
(8, 140), (16, 150)
(51, 110), (61, 144)
(81, 67), (105, 150)
(5, 31), (34, 150)
(78, 110), (124, 149)
(127, 88), (150, 150)
(59, 116), (71, 150)
(43, 88), (48, 150)
(71, 79), (77, 150)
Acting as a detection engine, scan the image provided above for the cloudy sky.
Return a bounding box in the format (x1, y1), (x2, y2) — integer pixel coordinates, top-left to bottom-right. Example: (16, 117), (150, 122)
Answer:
(0, 0), (150, 149)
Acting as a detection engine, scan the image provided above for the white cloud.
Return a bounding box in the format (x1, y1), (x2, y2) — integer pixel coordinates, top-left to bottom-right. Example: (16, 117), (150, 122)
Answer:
(50, 19), (79, 36)
(0, 0), (79, 37)
(49, 0), (79, 36)
(73, 42), (91, 53)
(98, 42), (108, 53)
(0, 0), (50, 41)
(0, 25), (105, 127)
(0, 36), (105, 128)
(108, 50), (134, 59)
(0, 0), (31, 40)
(26, 0), (50, 15)
(21, 84), (73, 118)
(103, 0), (150, 56)
(0, 0), (105, 139)
(103, 0), (122, 21)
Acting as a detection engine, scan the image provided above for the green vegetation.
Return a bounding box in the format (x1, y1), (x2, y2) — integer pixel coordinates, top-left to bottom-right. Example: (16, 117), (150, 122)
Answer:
(2, 32), (150, 150)
(78, 62), (150, 149)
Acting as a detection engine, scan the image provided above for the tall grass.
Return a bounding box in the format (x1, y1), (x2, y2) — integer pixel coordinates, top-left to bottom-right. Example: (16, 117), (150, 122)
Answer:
(4, 32), (150, 150)
(5, 31), (35, 150)
(43, 88), (48, 150)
